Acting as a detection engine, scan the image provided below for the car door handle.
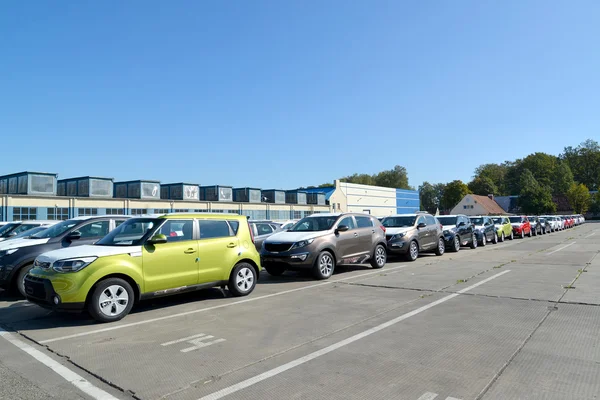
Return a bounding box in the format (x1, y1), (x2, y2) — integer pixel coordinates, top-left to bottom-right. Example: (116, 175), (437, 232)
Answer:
(184, 248), (196, 254)
(227, 243), (237, 248)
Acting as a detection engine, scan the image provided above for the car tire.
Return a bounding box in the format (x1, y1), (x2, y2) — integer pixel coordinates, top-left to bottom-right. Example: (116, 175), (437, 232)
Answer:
(265, 265), (286, 276)
(499, 232), (505, 242)
(228, 263), (257, 296)
(434, 238), (445, 256)
(509, 231), (514, 240)
(532, 228), (537, 236)
(480, 234), (487, 247)
(470, 233), (477, 249)
(451, 235), (460, 252)
(15, 263), (34, 298)
(370, 245), (386, 269)
(492, 232), (498, 244)
(405, 241), (419, 261)
(87, 278), (135, 323)
(312, 251), (335, 279)
(528, 229), (532, 238)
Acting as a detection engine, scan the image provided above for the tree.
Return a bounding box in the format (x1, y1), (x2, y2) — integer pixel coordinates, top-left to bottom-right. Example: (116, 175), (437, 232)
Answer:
(518, 169), (556, 214)
(552, 161), (574, 195)
(562, 139), (600, 190)
(472, 163), (508, 195)
(468, 176), (498, 196)
(589, 192), (600, 216)
(566, 183), (591, 214)
(440, 180), (470, 211)
(419, 182), (439, 214)
(340, 173), (375, 186)
(373, 165), (411, 189)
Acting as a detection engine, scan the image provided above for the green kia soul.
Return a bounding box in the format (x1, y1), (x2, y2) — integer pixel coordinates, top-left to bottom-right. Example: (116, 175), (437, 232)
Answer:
(24, 214), (261, 322)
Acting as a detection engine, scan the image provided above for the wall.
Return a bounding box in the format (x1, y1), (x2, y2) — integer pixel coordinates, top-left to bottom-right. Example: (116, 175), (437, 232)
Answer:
(450, 195), (490, 216)
(328, 181), (419, 217)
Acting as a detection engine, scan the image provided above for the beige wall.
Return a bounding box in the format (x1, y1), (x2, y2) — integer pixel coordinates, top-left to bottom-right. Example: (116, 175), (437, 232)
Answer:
(328, 181), (398, 217)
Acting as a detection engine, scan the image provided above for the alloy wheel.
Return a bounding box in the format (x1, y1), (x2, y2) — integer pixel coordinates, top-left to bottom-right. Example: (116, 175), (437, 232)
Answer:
(98, 285), (129, 317)
(375, 246), (386, 267)
(319, 254), (334, 277)
(409, 241), (419, 260)
(235, 267), (255, 293)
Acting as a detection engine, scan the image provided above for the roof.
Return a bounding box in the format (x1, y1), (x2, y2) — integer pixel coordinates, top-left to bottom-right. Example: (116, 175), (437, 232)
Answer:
(70, 215), (132, 221)
(160, 182), (199, 186)
(58, 176), (114, 182)
(233, 187), (261, 191)
(302, 187), (336, 201)
(384, 213), (427, 218)
(0, 171), (58, 178)
(470, 195), (507, 215)
(306, 213), (342, 217)
(114, 180), (161, 184)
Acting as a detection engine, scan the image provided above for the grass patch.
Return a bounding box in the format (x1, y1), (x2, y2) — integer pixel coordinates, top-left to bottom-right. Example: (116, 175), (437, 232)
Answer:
(456, 279), (468, 284)
(563, 285), (576, 289)
(511, 260), (517, 263)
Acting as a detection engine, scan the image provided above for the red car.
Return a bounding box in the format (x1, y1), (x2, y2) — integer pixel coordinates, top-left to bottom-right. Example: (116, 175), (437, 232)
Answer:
(567, 216), (575, 228)
(509, 216), (531, 238)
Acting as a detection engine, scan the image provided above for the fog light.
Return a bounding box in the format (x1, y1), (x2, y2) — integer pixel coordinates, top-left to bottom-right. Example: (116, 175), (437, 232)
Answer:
(291, 254), (308, 261)
(52, 296), (59, 305)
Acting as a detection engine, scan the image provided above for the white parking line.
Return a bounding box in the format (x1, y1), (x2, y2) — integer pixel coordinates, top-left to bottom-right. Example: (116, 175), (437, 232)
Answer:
(197, 270), (511, 400)
(546, 242), (576, 255)
(584, 231), (596, 238)
(161, 333), (209, 346)
(418, 393), (439, 400)
(40, 265), (409, 344)
(0, 328), (120, 400)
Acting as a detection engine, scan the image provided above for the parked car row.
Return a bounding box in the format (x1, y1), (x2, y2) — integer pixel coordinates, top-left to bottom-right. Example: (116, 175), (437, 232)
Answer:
(0, 211), (584, 324)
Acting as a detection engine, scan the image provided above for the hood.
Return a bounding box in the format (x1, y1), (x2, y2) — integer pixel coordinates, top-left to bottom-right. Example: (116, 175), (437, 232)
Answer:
(265, 231), (328, 243)
(385, 227), (412, 235)
(0, 238), (50, 250)
(36, 245), (143, 263)
(510, 222), (523, 227)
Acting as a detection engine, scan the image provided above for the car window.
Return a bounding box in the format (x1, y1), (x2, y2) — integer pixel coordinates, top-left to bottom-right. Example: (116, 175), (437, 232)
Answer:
(416, 216), (426, 226)
(338, 216), (356, 230)
(256, 223), (274, 236)
(158, 219), (194, 242)
(114, 219), (127, 227)
(199, 220), (232, 239)
(77, 221), (110, 238)
(228, 220), (239, 235)
(425, 215), (437, 226)
(355, 216), (373, 228)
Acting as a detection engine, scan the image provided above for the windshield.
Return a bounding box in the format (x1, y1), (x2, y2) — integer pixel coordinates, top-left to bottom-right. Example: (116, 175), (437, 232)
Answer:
(32, 220), (79, 238)
(288, 216), (338, 232)
(509, 217), (523, 223)
(96, 218), (161, 246)
(6, 224), (40, 237)
(437, 216), (458, 226)
(492, 217), (503, 224)
(0, 223), (19, 237)
(382, 216), (416, 228)
(11, 226), (49, 239)
(469, 217), (484, 226)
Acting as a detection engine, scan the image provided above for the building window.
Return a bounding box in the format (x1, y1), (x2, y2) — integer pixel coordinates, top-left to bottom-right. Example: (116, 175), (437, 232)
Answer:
(130, 208), (147, 215)
(174, 209), (189, 213)
(105, 208), (124, 215)
(193, 209), (208, 213)
(13, 207), (37, 221)
(154, 209), (170, 214)
(47, 207), (69, 220)
(293, 211), (302, 219)
(78, 208), (98, 216)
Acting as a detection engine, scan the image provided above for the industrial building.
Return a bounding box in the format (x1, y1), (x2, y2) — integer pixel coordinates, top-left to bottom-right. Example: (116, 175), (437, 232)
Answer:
(0, 172), (420, 221)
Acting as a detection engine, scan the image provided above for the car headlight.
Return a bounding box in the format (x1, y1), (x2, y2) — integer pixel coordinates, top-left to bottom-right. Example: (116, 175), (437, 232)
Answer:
(0, 248), (18, 257)
(391, 233), (406, 240)
(52, 257), (97, 273)
(290, 239), (314, 250)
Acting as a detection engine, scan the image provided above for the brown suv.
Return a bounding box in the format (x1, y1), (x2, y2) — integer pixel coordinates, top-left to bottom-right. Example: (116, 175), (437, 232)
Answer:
(260, 213), (387, 280)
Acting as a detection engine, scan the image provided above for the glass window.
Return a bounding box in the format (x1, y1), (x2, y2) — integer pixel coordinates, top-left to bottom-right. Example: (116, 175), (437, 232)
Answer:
(255, 223), (274, 235)
(78, 208), (98, 216)
(174, 209), (189, 213)
(416, 216), (426, 226)
(509, 216), (523, 223)
(67, 181), (77, 196)
(97, 218), (159, 246)
(469, 217), (484, 226)
(425, 215), (437, 225)
(78, 180), (89, 196)
(228, 220), (239, 235)
(293, 210), (303, 219)
(338, 216), (356, 230)
(154, 209), (170, 214)
(289, 216), (338, 232)
(105, 208), (124, 215)
(18, 176), (27, 193)
(29, 175), (54, 194)
(199, 220), (232, 239)
(437, 216), (458, 226)
(13, 207), (37, 221)
(76, 220), (110, 238)
(383, 216), (416, 228)
(356, 216), (373, 228)
(8, 177), (17, 193)
(90, 179), (112, 196)
(47, 207), (69, 220)
(158, 219), (194, 242)
(32, 220), (78, 238)
(130, 208), (147, 216)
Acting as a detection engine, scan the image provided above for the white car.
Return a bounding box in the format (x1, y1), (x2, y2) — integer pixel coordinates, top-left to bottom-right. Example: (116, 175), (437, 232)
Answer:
(277, 220), (298, 231)
(0, 220), (57, 242)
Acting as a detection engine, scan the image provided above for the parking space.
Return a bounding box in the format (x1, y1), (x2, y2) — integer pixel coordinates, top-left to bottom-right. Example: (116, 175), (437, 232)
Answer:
(0, 222), (598, 400)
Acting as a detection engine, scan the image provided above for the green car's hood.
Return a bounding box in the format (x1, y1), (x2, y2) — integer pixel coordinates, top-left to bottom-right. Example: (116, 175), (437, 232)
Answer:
(36, 245), (143, 263)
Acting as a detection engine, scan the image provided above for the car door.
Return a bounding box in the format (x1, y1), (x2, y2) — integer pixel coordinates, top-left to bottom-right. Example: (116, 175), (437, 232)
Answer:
(142, 219), (199, 293)
(197, 219), (241, 283)
(253, 223), (274, 251)
(483, 217), (493, 240)
(424, 215), (439, 249)
(415, 215), (429, 248)
(334, 216), (361, 261)
(457, 216), (469, 243)
(355, 215), (376, 255)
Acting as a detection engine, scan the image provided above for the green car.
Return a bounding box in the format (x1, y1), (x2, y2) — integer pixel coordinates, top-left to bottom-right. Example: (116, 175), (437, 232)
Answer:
(24, 214), (261, 322)
(491, 216), (513, 242)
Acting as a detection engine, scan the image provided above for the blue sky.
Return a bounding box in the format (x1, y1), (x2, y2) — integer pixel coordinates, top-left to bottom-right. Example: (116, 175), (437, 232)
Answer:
(1, 1), (599, 190)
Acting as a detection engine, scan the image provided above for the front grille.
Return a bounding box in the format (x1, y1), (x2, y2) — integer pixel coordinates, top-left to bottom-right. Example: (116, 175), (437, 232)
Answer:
(24, 277), (47, 300)
(386, 235), (394, 241)
(264, 243), (293, 252)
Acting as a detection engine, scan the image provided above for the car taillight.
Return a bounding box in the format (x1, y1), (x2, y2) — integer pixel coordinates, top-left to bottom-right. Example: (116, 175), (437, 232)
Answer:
(248, 220), (255, 243)
(380, 225), (386, 233)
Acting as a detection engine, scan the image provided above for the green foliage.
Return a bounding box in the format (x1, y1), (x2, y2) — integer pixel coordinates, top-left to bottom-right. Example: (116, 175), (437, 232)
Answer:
(566, 183), (592, 214)
(441, 180), (470, 211)
(473, 163), (509, 195)
(518, 169), (556, 214)
(339, 173), (374, 186)
(552, 161), (575, 195)
(468, 176), (498, 196)
(340, 165), (411, 189)
(419, 181), (440, 214)
(589, 192), (600, 215)
(562, 139), (600, 191)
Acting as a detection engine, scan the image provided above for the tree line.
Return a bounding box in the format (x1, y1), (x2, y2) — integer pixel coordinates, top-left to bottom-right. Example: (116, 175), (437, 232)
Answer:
(420, 139), (600, 215)
(305, 165), (413, 191)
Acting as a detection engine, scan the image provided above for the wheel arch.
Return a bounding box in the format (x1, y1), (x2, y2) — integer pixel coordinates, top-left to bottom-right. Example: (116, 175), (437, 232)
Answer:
(85, 273), (141, 306)
(235, 258), (260, 279)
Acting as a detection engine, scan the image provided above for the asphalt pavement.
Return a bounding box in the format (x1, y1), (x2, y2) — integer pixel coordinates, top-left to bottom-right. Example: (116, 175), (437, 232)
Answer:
(1, 222), (599, 400)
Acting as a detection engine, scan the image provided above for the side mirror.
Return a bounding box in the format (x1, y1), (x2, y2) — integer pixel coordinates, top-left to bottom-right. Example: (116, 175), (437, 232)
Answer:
(417, 222), (427, 229)
(66, 231), (81, 241)
(336, 225), (349, 233)
(148, 233), (168, 244)
(8, 232), (18, 237)
(458, 222), (466, 227)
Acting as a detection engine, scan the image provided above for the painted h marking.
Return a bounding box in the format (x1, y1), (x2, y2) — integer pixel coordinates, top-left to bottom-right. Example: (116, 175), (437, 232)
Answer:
(162, 333), (226, 353)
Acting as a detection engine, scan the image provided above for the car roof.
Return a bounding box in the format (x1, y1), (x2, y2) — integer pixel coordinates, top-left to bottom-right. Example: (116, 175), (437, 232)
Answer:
(20, 220), (58, 225)
(141, 213), (249, 220)
(70, 215), (131, 221)
(384, 214), (424, 217)
(305, 213), (342, 218)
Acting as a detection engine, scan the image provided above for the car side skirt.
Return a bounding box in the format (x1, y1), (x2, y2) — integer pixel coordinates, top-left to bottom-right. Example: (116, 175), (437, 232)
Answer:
(139, 280), (228, 300)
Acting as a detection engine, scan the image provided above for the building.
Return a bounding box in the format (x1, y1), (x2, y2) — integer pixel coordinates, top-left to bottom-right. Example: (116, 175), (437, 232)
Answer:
(327, 180), (419, 216)
(450, 194), (507, 216)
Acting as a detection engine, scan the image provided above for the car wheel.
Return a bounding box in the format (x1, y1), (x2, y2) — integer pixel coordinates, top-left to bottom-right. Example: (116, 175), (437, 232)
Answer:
(528, 228), (532, 237)
(434, 238), (445, 256)
(499, 232), (505, 242)
(480, 234), (487, 247)
(470, 233), (477, 249)
(532, 228), (537, 236)
(15, 263), (34, 298)
(88, 278), (134, 323)
(228, 263), (257, 296)
(264, 265), (285, 276)
(452, 235), (460, 252)
(521, 230), (525, 239)
(492, 232), (498, 244)
(509, 231), (514, 240)
(312, 251), (335, 279)
(370, 245), (386, 269)
(405, 240), (419, 261)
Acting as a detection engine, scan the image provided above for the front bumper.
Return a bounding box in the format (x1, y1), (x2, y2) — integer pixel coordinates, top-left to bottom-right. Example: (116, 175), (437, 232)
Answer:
(23, 275), (84, 312)
(386, 239), (409, 254)
(260, 250), (317, 269)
